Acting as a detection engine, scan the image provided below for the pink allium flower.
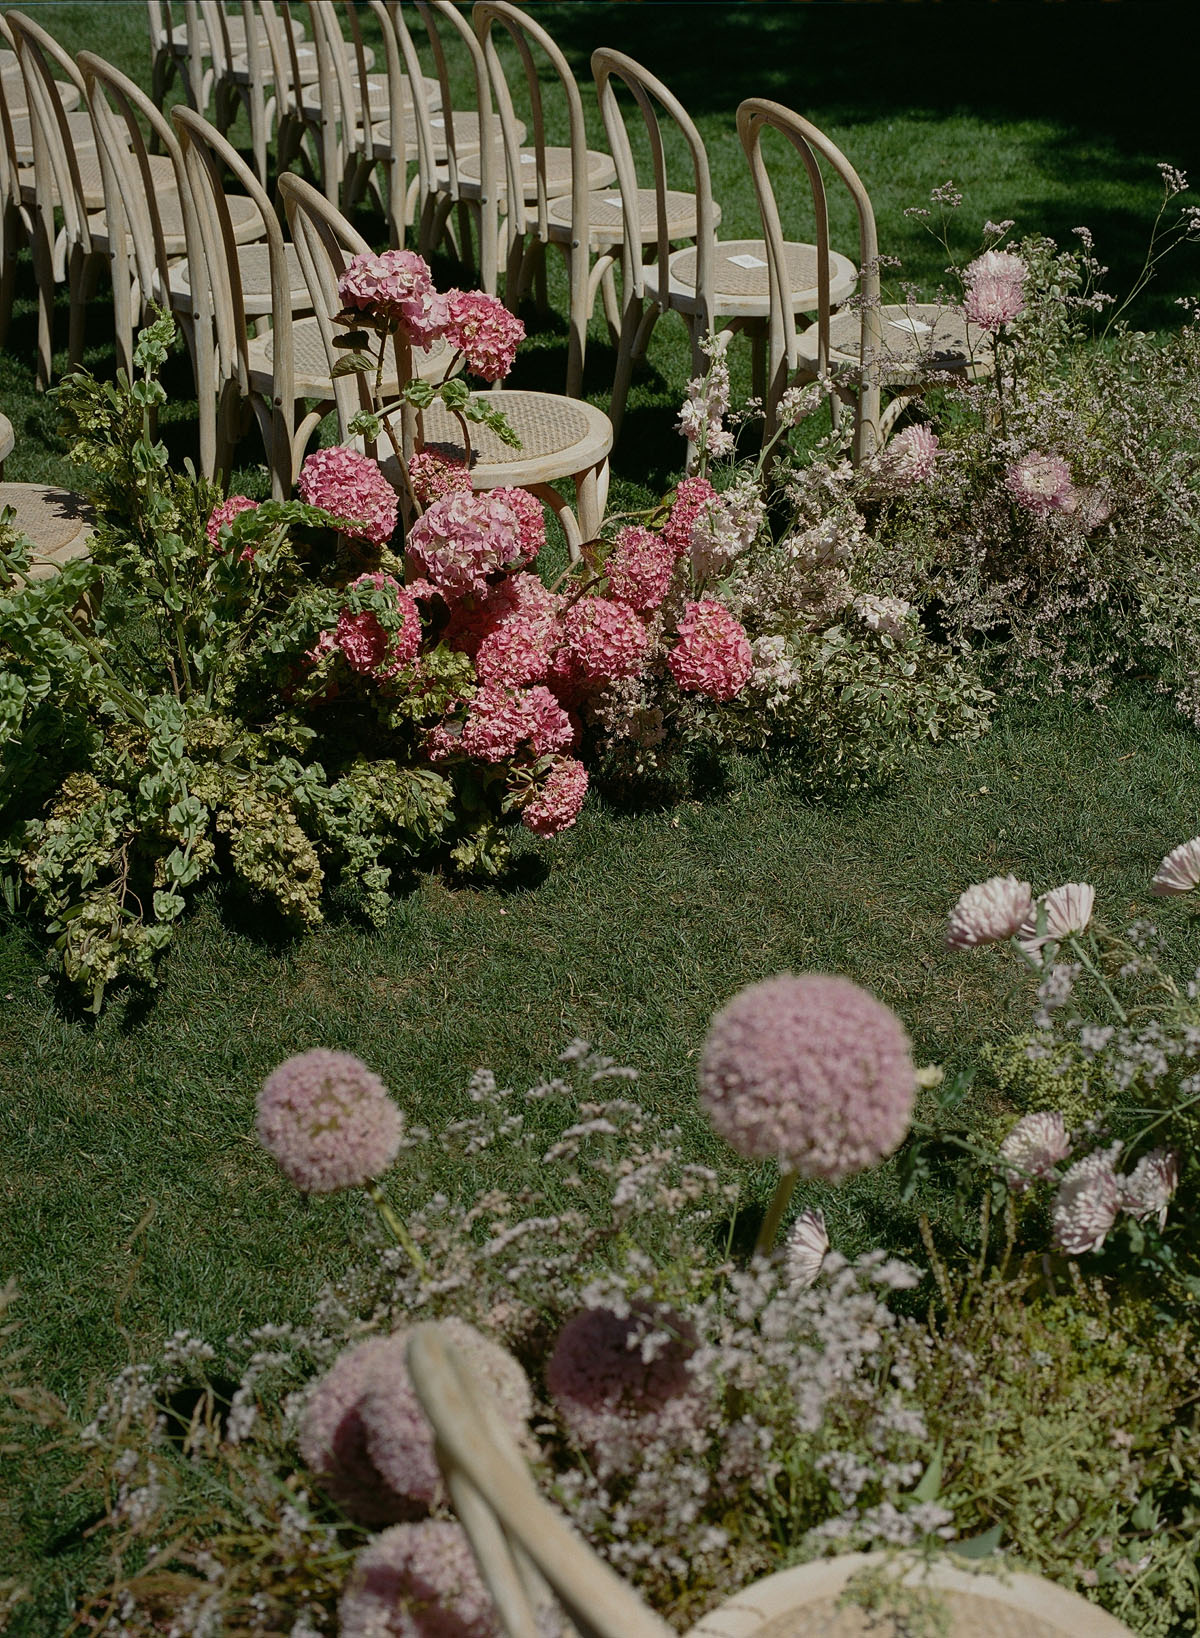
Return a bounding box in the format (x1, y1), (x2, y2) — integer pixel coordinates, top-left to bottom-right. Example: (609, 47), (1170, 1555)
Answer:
(560, 597), (649, 687)
(336, 572), (422, 678)
(1150, 836), (1200, 896)
(785, 1207), (829, 1289)
(1016, 882), (1095, 960)
(698, 974), (916, 1179)
(662, 474), (718, 557)
(667, 599), (753, 701)
(337, 249), (448, 347)
(339, 1521), (500, 1638)
(409, 450), (472, 507)
(206, 494), (258, 548)
(443, 289), (525, 382)
(1005, 451), (1076, 515)
(257, 1049), (404, 1195)
(1052, 1145), (1122, 1256)
(605, 526), (677, 613)
(460, 684), (573, 763)
(492, 486), (545, 562)
(853, 593), (914, 639)
(963, 248), (1027, 333)
(298, 446), (400, 548)
(1121, 1148), (1178, 1229)
(946, 875), (1035, 949)
(519, 755), (588, 837)
(406, 491), (524, 601)
(998, 1111), (1072, 1192)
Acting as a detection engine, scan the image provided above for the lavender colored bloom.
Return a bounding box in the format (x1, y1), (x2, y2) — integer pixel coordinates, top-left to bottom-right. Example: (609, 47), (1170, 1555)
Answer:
(872, 424), (939, 493)
(963, 249), (1027, 333)
(1005, 452), (1076, 515)
(338, 1521), (500, 1638)
(1016, 882), (1095, 960)
(1121, 1148), (1178, 1228)
(946, 875), (1034, 950)
(1151, 836), (1200, 896)
(784, 1207), (829, 1289)
(257, 1050), (404, 1194)
(998, 1111), (1072, 1191)
(1052, 1146), (1123, 1255)
(698, 974), (915, 1180)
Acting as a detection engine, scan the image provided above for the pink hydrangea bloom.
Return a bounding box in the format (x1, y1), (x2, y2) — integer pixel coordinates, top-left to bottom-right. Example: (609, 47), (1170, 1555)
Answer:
(492, 486), (545, 562)
(406, 491), (524, 601)
(662, 474), (718, 558)
(963, 249), (1027, 333)
(476, 609), (561, 688)
(339, 1521), (501, 1638)
(520, 755), (588, 837)
(561, 597), (650, 686)
(698, 974), (915, 1179)
(1121, 1148), (1178, 1229)
(667, 599), (753, 701)
(1052, 1145), (1122, 1255)
(785, 1207), (829, 1289)
(257, 1049), (404, 1194)
(1005, 451), (1076, 515)
(336, 572), (422, 678)
(605, 526), (677, 613)
(460, 685), (573, 763)
(337, 249), (448, 347)
(443, 289), (525, 382)
(409, 450), (472, 507)
(1150, 836), (1200, 896)
(998, 1111), (1072, 1192)
(298, 446), (400, 548)
(946, 875), (1034, 949)
(206, 494), (259, 549)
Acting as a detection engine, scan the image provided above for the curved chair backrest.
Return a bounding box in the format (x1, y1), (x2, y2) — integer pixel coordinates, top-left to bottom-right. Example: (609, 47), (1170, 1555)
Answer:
(407, 1324), (676, 1638)
(385, 0), (445, 232)
(737, 97), (880, 460)
(0, 14), (21, 212)
(6, 12), (94, 256)
(590, 48), (716, 321)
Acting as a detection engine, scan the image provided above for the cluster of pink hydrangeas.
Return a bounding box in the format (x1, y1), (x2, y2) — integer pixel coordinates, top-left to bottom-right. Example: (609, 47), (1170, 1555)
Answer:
(519, 755), (588, 837)
(406, 491), (524, 600)
(256, 1049), (404, 1195)
(560, 597), (649, 686)
(443, 573), (561, 661)
(298, 446), (400, 548)
(335, 572), (422, 678)
(492, 485), (545, 562)
(206, 494), (259, 548)
(1005, 451), (1076, 515)
(667, 599), (753, 700)
(698, 973), (916, 1180)
(963, 248), (1027, 333)
(408, 449), (472, 507)
(605, 526), (677, 613)
(443, 289), (525, 382)
(475, 601), (563, 688)
(661, 474), (718, 557)
(337, 249), (448, 347)
(339, 1520), (501, 1638)
(459, 684), (573, 763)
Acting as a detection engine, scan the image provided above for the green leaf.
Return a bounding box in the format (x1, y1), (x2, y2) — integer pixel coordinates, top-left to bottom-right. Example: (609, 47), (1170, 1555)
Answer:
(331, 352), (374, 378)
(347, 411), (383, 440)
(949, 1524), (1003, 1560)
(911, 1443), (943, 1503)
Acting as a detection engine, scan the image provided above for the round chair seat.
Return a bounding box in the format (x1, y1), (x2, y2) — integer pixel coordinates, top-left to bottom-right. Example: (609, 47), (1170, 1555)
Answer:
(456, 144), (617, 203)
(21, 150), (175, 213)
(8, 108), (96, 167)
(369, 108), (520, 163)
(87, 188), (262, 262)
(0, 483), (93, 580)
(165, 241), (309, 318)
(227, 40), (375, 85)
(1, 75), (82, 115)
(794, 302), (994, 384)
(401, 390), (612, 487)
(168, 13), (305, 53)
(546, 185), (720, 249)
(645, 236), (858, 319)
(0, 414), (14, 467)
(300, 71), (438, 121)
(248, 318), (458, 400)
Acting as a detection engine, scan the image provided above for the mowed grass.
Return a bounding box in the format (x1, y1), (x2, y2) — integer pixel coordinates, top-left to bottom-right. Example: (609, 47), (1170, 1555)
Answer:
(2, 2), (1200, 1625)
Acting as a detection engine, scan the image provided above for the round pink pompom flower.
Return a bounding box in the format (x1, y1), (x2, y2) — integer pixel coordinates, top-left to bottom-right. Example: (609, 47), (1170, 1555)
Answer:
(460, 685), (573, 763)
(337, 249), (448, 348)
(443, 289), (525, 382)
(409, 449), (472, 506)
(606, 525), (677, 612)
(1005, 451), (1076, 515)
(406, 491), (524, 600)
(963, 249), (1027, 333)
(561, 597), (649, 686)
(298, 446), (400, 548)
(520, 756), (588, 837)
(337, 572), (422, 678)
(206, 494), (258, 549)
(698, 974), (916, 1179)
(492, 485), (546, 562)
(257, 1049), (404, 1195)
(667, 598), (753, 701)
(662, 474), (718, 557)
(339, 1521), (501, 1638)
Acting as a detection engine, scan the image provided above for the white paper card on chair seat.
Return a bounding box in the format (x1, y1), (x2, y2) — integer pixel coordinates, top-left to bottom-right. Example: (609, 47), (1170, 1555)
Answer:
(521, 153), (536, 163)
(604, 194), (622, 205)
(728, 252), (767, 269)
(432, 116), (445, 127)
(888, 317), (933, 337)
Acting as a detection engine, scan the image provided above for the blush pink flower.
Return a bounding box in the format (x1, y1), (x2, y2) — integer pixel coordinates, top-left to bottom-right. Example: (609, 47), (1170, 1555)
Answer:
(406, 491), (524, 600)
(443, 289), (524, 382)
(998, 1111), (1072, 1192)
(340, 1520), (502, 1638)
(785, 1207), (829, 1289)
(519, 755), (588, 836)
(605, 526), (677, 613)
(257, 1049), (404, 1194)
(1150, 836), (1200, 896)
(1005, 451), (1076, 515)
(873, 424), (939, 493)
(206, 494), (259, 548)
(459, 684), (573, 763)
(662, 474), (718, 557)
(409, 450), (472, 507)
(561, 597), (649, 687)
(475, 609), (561, 688)
(698, 974), (916, 1179)
(337, 249), (448, 347)
(336, 572), (422, 677)
(1016, 882), (1095, 960)
(492, 486), (545, 562)
(963, 249), (1027, 333)
(853, 593), (914, 639)
(1120, 1148), (1178, 1229)
(1052, 1145), (1122, 1255)
(946, 875), (1034, 949)
(298, 446), (400, 548)
(667, 599), (753, 700)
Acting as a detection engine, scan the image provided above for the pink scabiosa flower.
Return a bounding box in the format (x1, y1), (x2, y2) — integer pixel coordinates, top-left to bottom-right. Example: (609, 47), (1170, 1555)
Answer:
(785, 1207), (829, 1289)
(667, 599), (753, 701)
(257, 1049), (404, 1195)
(443, 289), (524, 382)
(1005, 451), (1076, 516)
(406, 491), (524, 601)
(206, 494), (259, 549)
(337, 249), (448, 347)
(408, 449), (472, 507)
(946, 875), (1035, 949)
(492, 486), (545, 562)
(1052, 1145), (1122, 1255)
(298, 446), (400, 548)
(560, 597), (650, 687)
(1016, 882), (1095, 960)
(605, 526), (677, 613)
(336, 572), (422, 678)
(998, 1111), (1072, 1192)
(661, 474), (718, 557)
(1151, 836), (1200, 896)
(963, 248), (1027, 333)
(339, 1521), (500, 1638)
(1121, 1148), (1178, 1229)
(698, 974), (916, 1180)
(519, 755), (588, 837)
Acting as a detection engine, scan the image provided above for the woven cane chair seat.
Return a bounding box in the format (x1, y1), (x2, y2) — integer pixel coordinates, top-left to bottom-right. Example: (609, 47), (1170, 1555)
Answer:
(456, 144), (617, 203)
(644, 236), (858, 321)
(794, 302), (992, 386)
(166, 11), (305, 54)
(227, 40), (378, 86)
(248, 318), (457, 400)
(405, 391), (612, 487)
(369, 109), (518, 163)
(0, 414), (14, 468)
(8, 109), (96, 166)
(300, 71), (439, 122)
(546, 185), (719, 249)
(164, 241), (308, 318)
(0, 73), (81, 115)
(83, 186), (261, 260)
(0, 48), (16, 74)
(20, 150), (175, 212)
(0, 483), (93, 580)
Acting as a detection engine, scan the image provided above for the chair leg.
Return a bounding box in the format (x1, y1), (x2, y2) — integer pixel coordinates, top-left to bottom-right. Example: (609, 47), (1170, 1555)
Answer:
(30, 214), (56, 393)
(0, 205), (20, 349)
(609, 292), (654, 446)
(529, 481), (580, 562)
(565, 241), (588, 399)
(574, 458), (607, 543)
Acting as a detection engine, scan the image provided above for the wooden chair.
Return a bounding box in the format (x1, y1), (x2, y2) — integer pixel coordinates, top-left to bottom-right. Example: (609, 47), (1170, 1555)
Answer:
(737, 98), (992, 462)
(0, 33), (81, 114)
(592, 49), (857, 445)
(147, 0), (305, 121)
(279, 169), (612, 555)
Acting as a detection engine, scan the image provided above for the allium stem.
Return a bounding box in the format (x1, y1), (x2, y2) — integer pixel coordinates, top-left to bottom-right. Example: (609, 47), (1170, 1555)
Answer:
(365, 1182), (425, 1274)
(754, 1169), (798, 1257)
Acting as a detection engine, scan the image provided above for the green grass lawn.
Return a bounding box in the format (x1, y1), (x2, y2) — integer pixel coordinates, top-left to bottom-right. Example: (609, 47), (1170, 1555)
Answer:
(3, 3), (1200, 1626)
